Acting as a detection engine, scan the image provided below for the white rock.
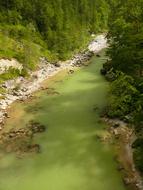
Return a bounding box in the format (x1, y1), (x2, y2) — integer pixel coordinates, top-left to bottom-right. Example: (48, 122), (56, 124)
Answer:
(0, 59), (23, 74)
(88, 34), (107, 53)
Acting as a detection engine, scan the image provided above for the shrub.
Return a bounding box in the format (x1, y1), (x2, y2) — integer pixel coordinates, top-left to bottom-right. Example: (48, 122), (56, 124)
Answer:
(107, 73), (139, 120)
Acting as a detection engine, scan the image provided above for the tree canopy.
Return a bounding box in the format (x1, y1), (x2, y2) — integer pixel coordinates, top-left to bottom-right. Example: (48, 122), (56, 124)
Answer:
(104, 0), (143, 173)
(0, 0), (109, 60)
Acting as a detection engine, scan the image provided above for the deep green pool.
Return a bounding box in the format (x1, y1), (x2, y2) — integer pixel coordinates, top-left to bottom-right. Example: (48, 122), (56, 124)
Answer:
(0, 51), (126, 190)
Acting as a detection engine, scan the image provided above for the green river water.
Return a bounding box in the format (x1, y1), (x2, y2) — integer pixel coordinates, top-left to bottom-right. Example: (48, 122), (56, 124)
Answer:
(0, 51), (126, 190)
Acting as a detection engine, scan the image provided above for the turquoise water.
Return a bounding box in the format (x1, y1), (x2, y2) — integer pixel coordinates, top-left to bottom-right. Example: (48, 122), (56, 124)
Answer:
(0, 51), (126, 190)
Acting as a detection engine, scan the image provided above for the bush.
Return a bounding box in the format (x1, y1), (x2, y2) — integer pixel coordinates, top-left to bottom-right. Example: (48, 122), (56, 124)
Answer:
(0, 28), (55, 71)
(20, 68), (29, 77)
(133, 147), (143, 173)
(107, 73), (139, 120)
(0, 68), (21, 83)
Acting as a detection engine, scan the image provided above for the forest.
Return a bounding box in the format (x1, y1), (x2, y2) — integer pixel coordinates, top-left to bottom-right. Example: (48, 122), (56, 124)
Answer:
(0, 0), (109, 64)
(102, 0), (143, 173)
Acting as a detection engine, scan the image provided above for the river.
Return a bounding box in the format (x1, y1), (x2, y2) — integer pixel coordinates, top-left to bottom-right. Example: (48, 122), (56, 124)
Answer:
(0, 50), (126, 190)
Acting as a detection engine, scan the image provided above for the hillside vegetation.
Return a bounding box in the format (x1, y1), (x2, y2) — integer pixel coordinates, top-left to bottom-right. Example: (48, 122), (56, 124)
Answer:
(102, 0), (143, 173)
(0, 0), (109, 66)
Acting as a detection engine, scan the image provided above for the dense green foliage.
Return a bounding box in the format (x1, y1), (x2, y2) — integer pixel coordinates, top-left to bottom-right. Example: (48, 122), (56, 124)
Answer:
(132, 138), (143, 172)
(107, 72), (139, 120)
(103, 0), (143, 173)
(0, 0), (109, 63)
(107, 0), (143, 76)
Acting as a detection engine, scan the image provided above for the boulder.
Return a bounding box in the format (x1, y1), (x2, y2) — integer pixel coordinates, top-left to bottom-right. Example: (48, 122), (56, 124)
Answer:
(113, 123), (120, 128)
(68, 70), (74, 74)
(100, 68), (107, 75)
(53, 62), (61, 67)
(123, 177), (134, 185)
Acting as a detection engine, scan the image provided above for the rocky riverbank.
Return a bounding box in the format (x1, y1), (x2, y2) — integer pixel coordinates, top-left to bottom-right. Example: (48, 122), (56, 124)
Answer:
(0, 34), (107, 129)
(102, 117), (143, 190)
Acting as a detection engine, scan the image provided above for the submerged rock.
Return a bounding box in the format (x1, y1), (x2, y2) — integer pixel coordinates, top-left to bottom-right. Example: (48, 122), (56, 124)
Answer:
(27, 144), (41, 153)
(46, 89), (60, 95)
(93, 106), (99, 111)
(0, 120), (46, 156)
(68, 70), (74, 74)
(27, 120), (46, 133)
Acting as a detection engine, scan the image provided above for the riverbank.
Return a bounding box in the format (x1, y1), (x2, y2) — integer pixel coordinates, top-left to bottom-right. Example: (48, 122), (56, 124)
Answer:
(0, 51), (127, 190)
(0, 34), (142, 190)
(102, 118), (143, 190)
(0, 34), (107, 129)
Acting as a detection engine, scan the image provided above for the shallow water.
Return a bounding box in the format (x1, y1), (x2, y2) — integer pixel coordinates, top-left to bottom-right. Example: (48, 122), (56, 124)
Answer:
(0, 51), (126, 190)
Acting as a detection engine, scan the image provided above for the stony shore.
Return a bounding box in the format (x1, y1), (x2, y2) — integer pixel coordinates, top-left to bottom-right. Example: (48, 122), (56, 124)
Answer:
(0, 34), (142, 190)
(102, 117), (143, 190)
(0, 34), (107, 129)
